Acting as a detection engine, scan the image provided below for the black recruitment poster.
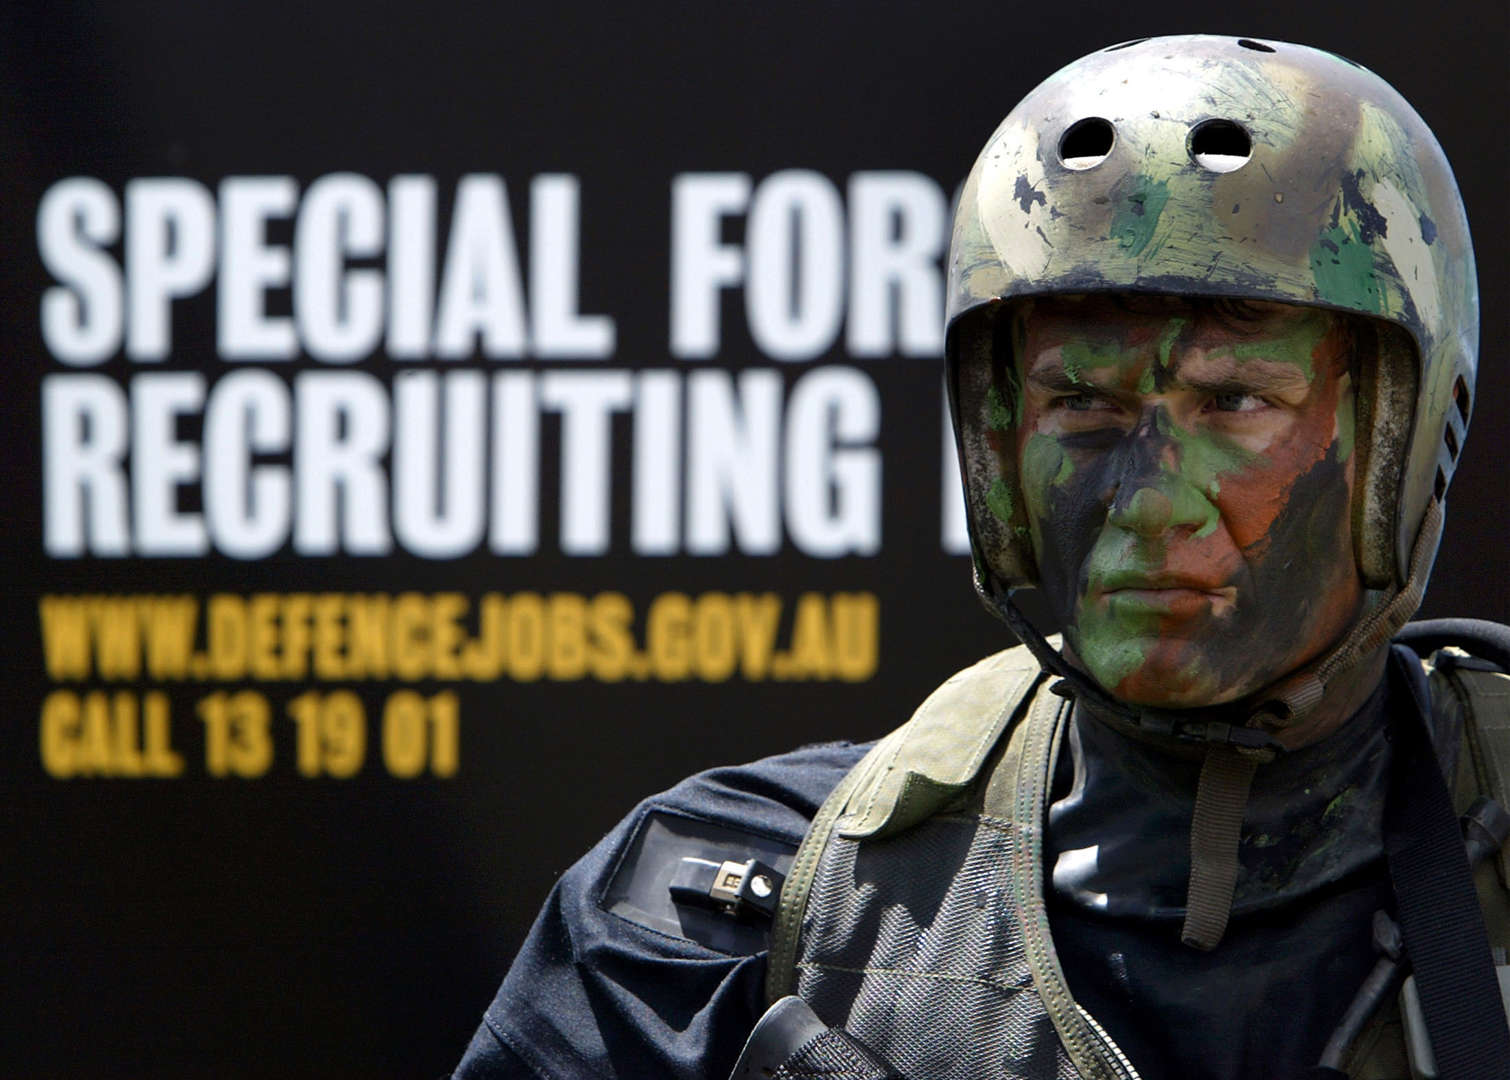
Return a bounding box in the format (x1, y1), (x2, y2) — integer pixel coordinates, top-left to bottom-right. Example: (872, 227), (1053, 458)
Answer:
(2, 4), (1504, 1075)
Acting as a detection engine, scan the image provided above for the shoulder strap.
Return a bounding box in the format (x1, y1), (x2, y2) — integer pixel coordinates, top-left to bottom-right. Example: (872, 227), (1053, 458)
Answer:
(765, 741), (872, 1005)
(1439, 652), (1510, 957)
(1384, 649), (1510, 1080)
(1441, 653), (1510, 885)
(765, 644), (1049, 1004)
(982, 685), (1141, 1080)
(1347, 648), (1510, 1080)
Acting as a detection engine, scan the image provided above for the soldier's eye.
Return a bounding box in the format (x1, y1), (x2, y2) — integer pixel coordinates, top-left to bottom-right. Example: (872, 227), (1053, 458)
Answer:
(1060, 392), (1108, 412)
(1210, 391), (1264, 413)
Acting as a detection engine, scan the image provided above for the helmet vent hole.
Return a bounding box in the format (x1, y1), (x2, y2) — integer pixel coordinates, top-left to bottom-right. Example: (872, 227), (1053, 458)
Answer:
(1444, 424), (1460, 461)
(1434, 467), (1448, 500)
(1104, 38), (1149, 52)
(1059, 118), (1115, 170)
(1237, 39), (1276, 53)
(1453, 375), (1471, 424)
(1189, 119), (1252, 173)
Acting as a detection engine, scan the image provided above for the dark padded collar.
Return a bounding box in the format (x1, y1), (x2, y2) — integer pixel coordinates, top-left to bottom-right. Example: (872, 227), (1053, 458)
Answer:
(1047, 668), (1396, 921)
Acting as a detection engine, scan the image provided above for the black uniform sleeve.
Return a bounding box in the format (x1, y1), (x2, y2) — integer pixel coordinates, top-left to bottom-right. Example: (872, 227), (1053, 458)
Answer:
(453, 740), (869, 1080)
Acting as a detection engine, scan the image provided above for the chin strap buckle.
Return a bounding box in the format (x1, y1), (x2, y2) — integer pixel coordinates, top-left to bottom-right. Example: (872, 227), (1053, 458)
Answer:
(1173, 720), (1285, 755)
(670, 857), (784, 922)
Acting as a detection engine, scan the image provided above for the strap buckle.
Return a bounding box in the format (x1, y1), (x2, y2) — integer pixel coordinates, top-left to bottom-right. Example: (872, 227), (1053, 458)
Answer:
(670, 857), (785, 922)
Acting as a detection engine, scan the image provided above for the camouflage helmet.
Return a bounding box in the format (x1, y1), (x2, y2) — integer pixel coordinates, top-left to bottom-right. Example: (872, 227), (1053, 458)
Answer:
(947, 34), (1477, 608)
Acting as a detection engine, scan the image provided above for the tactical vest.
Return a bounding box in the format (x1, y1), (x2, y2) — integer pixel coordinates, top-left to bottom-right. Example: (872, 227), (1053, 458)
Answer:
(765, 644), (1510, 1080)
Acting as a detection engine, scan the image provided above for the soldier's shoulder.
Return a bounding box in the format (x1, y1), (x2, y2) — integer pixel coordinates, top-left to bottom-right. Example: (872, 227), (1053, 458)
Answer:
(1396, 617), (1510, 673)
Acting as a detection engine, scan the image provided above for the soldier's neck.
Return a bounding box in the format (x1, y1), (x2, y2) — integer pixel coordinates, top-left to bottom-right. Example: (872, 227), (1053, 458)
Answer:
(1063, 644), (1391, 757)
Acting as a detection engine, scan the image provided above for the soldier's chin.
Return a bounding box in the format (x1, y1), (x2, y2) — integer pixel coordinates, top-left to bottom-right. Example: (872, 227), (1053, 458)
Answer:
(1061, 634), (1247, 710)
(1107, 669), (1249, 709)
(1075, 650), (1252, 710)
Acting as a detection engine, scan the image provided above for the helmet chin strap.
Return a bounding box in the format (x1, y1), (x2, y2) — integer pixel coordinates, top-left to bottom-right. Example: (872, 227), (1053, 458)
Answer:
(1257, 497), (1443, 726)
(987, 588), (1286, 755)
(985, 497), (1443, 950)
(988, 496), (1443, 750)
(988, 583), (1280, 948)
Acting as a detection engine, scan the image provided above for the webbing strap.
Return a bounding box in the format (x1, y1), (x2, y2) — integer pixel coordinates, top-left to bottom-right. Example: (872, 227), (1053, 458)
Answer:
(1180, 747), (1263, 950)
(990, 689), (1141, 1080)
(766, 757), (869, 1004)
(767, 646), (1050, 1004)
(1385, 670), (1510, 1080)
(1452, 661), (1510, 886)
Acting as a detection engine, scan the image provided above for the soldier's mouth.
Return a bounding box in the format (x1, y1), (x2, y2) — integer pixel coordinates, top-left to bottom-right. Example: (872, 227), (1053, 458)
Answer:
(1091, 576), (1239, 618)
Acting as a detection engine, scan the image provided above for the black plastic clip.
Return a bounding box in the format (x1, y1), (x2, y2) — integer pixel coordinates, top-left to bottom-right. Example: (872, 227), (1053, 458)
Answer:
(669, 856), (785, 922)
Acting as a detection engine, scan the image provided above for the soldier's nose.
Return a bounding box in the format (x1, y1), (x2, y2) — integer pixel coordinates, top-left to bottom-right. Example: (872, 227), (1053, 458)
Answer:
(1109, 486), (1179, 535)
(1103, 413), (1213, 538)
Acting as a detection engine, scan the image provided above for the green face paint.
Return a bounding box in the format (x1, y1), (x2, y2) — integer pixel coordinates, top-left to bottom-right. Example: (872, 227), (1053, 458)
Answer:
(1018, 431), (1073, 557)
(1335, 372), (1356, 462)
(1154, 317), (1187, 367)
(1072, 588), (1165, 691)
(1012, 296), (1362, 708)
(1225, 306), (1338, 380)
(1160, 413), (1264, 526)
(1059, 338), (1126, 386)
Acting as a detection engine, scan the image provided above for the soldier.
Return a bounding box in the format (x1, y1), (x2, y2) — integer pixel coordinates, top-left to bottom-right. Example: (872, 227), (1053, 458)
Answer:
(455, 36), (1510, 1080)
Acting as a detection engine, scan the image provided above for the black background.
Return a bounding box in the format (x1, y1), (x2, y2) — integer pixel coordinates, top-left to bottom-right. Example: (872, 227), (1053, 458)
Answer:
(2, 3), (1505, 1076)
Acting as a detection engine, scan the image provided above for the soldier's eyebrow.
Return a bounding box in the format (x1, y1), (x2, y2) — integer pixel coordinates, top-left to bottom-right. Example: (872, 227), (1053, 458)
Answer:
(1024, 350), (1313, 394)
(1025, 368), (1107, 393)
(1174, 357), (1311, 394)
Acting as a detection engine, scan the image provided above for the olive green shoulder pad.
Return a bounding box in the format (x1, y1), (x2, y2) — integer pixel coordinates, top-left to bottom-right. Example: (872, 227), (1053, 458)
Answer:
(766, 642), (1049, 1004)
(835, 642), (1050, 841)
